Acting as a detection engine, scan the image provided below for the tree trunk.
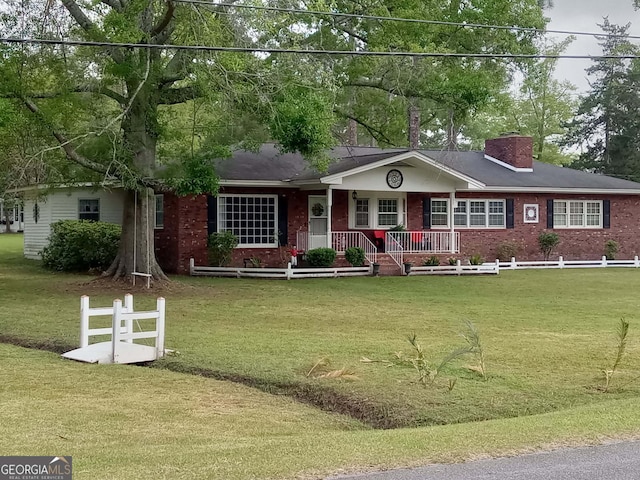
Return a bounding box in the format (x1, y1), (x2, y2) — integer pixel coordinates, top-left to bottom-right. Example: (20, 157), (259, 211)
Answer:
(408, 98), (420, 149)
(347, 118), (358, 146)
(103, 72), (168, 283)
(103, 188), (168, 283)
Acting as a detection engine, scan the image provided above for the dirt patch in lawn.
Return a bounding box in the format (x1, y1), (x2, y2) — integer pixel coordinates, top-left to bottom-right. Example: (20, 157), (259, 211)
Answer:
(0, 334), (413, 429)
(152, 360), (416, 429)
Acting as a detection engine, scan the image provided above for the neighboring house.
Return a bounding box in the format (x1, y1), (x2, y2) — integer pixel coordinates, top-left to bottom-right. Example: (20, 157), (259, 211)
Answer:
(0, 199), (24, 233)
(20, 187), (127, 258)
(18, 134), (640, 274)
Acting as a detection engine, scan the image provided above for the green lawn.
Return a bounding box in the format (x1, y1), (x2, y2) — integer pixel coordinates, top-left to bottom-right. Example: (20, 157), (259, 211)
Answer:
(3, 233), (640, 478)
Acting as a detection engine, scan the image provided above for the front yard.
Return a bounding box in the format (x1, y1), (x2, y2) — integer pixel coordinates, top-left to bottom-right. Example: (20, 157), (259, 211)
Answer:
(3, 233), (640, 478)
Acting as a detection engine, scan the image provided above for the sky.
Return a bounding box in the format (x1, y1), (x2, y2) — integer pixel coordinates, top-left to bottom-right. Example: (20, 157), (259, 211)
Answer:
(547, 0), (640, 91)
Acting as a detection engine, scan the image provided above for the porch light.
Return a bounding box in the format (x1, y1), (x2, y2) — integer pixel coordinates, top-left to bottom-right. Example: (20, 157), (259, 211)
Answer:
(352, 191), (358, 201)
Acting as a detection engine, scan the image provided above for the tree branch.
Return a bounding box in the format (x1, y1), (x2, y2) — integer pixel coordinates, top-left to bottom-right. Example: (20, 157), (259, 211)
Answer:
(335, 109), (397, 146)
(100, 0), (123, 12)
(151, 1), (175, 39)
(7, 85), (127, 104)
(22, 97), (110, 175)
(158, 85), (202, 104)
(61, 0), (125, 64)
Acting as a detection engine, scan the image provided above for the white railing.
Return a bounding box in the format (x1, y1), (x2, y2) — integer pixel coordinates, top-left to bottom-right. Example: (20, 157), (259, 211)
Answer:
(385, 231), (460, 254)
(190, 258), (371, 279)
(297, 230), (377, 263)
(70, 294), (166, 364)
(331, 231), (377, 264)
(296, 230), (309, 253)
(489, 256), (640, 271)
(385, 233), (404, 268)
(411, 260), (498, 276)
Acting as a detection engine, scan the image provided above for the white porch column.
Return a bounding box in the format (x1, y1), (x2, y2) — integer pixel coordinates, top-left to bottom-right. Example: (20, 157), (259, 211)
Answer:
(326, 186), (333, 248)
(449, 191), (456, 253)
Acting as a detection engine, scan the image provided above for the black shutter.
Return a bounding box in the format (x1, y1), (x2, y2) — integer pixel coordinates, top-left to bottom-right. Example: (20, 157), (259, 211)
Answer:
(207, 195), (218, 236)
(278, 196), (288, 246)
(422, 197), (431, 229)
(603, 199), (611, 229)
(506, 198), (515, 229)
(546, 199), (554, 228)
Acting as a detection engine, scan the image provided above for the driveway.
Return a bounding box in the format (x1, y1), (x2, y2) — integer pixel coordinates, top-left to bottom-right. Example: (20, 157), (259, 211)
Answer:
(328, 440), (640, 480)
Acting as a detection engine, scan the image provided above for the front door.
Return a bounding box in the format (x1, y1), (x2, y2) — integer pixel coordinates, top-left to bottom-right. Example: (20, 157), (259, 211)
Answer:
(308, 195), (328, 249)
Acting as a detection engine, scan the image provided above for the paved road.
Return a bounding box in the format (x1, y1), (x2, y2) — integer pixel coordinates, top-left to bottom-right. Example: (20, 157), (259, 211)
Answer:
(328, 440), (640, 480)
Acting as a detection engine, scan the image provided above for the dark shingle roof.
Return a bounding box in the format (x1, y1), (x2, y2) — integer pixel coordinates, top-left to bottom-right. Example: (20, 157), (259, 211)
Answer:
(212, 144), (640, 192)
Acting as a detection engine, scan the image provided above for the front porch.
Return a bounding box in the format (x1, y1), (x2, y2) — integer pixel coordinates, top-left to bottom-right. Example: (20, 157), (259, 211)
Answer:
(296, 230), (460, 268)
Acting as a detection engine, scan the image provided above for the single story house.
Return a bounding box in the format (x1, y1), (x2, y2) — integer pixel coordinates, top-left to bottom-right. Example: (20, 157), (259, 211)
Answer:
(19, 135), (640, 274)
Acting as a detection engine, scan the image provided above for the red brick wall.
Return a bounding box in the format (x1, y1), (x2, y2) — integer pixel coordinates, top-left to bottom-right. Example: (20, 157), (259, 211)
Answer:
(154, 193), (208, 274)
(485, 136), (533, 169)
(158, 189), (640, 273)
(407, 193), (640, 261)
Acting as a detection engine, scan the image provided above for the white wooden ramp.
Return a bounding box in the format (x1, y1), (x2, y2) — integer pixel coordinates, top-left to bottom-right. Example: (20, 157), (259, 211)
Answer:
(62, 294), (166, 365)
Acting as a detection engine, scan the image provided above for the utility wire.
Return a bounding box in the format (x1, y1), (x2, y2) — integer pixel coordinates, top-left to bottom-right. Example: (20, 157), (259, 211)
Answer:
(4, 36), (640, 59)
(176, 0), (640, 42)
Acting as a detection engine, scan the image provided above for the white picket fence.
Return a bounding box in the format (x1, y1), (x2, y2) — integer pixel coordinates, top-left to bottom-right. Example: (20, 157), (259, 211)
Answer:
(190, 258), (372, 279)
(410, 260), (498, 276)
(487, 256), (640, 271)
(62, 294), (166, 364)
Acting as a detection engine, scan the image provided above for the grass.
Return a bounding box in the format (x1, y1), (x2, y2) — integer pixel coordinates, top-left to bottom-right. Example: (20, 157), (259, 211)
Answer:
(3, 233), (640, 478)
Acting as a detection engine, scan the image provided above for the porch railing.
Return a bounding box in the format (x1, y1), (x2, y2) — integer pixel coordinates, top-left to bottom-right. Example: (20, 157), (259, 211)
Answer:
(296, 231), (377, 264)
(331, 231), (377, 264)
(386, 231), (460, 254)
(385, 233), (404, 268)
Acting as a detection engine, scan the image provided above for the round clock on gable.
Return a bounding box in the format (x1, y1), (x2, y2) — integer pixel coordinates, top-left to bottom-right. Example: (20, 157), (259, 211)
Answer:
(386, 169), (403, 189)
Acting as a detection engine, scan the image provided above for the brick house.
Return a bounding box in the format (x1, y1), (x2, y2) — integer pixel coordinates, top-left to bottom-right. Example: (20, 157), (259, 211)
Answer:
(154, 134), (640, 274)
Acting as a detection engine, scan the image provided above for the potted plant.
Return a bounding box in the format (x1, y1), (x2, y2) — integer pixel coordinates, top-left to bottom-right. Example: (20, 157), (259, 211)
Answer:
(403, 261), (413, 275)
(372, 262), (380, 276)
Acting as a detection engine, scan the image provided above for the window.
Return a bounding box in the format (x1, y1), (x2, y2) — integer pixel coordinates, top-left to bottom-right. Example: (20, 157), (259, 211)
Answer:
(78, 199), (99, 221)
(432, 199), (506, 228)
(218, 195), (277, 247)
(378, 199), (398, 226)
(553, 200), (602, 228)
(355, 199), (369, 228)
(154, 194), (164, 229)
(431, 200), (448, 226)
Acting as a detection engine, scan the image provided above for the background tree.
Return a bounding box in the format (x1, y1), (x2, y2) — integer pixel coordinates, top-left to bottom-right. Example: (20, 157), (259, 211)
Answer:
(463, 37), (578, 165)
(0, 0), (336, 281)
(564, 20), (640, 180)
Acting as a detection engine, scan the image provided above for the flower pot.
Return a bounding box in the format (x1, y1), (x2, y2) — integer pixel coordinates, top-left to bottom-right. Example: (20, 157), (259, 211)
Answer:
(403, 262), (413, 275)
(372, 262), (380, 276)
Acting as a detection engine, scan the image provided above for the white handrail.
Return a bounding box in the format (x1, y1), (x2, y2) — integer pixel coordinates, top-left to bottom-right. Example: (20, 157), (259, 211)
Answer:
(385, 233), (404, 267)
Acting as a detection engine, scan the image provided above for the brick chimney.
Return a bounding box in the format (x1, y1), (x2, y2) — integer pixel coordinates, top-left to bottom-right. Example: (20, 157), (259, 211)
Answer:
(484, 134), (533, 169)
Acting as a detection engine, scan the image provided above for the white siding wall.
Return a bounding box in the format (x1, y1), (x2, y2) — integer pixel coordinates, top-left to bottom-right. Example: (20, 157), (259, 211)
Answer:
(23, 188), (125, 259)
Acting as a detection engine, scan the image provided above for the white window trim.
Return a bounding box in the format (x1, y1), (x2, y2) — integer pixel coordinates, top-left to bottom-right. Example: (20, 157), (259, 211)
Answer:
(553, 199), (603, 229)
(431, 198), (506, 229)
(78, 198), (100, 221)
(218, 194), (279, 248)
(354, 198), (370, 228)
(154, 194), (164, 229)
(349, 191), (406, 229)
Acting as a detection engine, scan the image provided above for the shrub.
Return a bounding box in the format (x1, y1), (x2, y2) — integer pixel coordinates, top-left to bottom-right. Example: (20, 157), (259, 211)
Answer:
(306, 247), (336, 267)
(41, 220), (121, 272)
(538, 232), (560, 260)
(208, 231), (238, 266)
(447, 257), (458, 265)
(495, 241), (521, 262)
(423, 255), (440, 266)
(605, 240), (619, 260)
(469, 254), (484, 265)
(345, 246), (366, 266)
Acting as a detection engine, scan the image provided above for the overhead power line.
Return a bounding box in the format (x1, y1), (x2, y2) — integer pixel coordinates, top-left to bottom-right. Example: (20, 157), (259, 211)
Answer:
(176, 0), (640, 42)
(3, 36), (640, 59)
